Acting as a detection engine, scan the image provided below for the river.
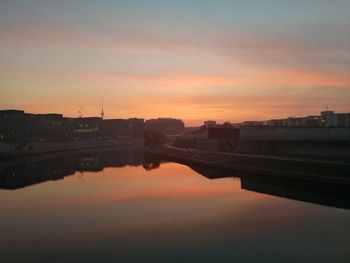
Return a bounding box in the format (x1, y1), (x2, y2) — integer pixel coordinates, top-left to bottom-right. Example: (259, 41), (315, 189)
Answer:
(0, 147), (350, 262)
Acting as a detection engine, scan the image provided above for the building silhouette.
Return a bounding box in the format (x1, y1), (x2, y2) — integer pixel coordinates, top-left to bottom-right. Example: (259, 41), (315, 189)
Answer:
(0, 110), (144, 142)
(145, 118), (185, 135)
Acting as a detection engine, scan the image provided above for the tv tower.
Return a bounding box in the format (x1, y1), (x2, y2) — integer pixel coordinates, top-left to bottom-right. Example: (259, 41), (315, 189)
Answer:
(101, 98), (105, 119)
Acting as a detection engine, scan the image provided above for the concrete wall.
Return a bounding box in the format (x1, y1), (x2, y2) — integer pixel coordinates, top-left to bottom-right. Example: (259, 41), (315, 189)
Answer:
(240, 126), (350, 141)
(195, 139), (219, 151)
(172, 136), (350, 158)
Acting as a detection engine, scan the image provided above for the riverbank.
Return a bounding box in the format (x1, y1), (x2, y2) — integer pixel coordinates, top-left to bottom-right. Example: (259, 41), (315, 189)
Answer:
(0, 138), (144, 159)
(173, 136), (350, 159)
(147, 145), (350, 184)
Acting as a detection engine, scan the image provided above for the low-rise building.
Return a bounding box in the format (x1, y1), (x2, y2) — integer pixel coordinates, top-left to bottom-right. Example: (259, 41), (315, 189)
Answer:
(101, 118), (144, 139)
(282, 116), (323, 127)
(71, 117), (103, 140)
(0, 110), (145, 142)
(204, 120), (216, 128)
(242, 121), (264, 126)
(0, 110), (27, 141)
(128, 118), (144, 138)
(267, 115), (324, 127)
(266, 119), (285, 126)
(145, 118), (185, 135)
(321, 111), (350, 127)
(28, 113), (71, 141)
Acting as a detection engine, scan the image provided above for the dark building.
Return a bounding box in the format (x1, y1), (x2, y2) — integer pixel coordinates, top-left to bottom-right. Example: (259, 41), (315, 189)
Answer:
(0, 110), (72, 142)
(102, 118), (144, 139)
(27, 113), (71, 141)
(322, 111), (350, 127)
(242, 121), (264, 126)
(102, 119), (131, 139)
(264, 111), (350, 127)
(302, 116), (324, 126)
(128, 118), (144, 138)
(0, 110), (27, 141)
(337, 113), (350, 126)
(72, 117), (144, 140)
(70, 117), (103, 140)
(204, 120), (216, 128)
(266, 119), (285, 126)
(145, 118), (185, 135)
(0, 110), (145, 142)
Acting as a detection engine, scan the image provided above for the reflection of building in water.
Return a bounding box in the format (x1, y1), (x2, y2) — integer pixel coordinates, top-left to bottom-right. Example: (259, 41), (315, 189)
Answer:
(0, 147), (144, 190)
(188, 165), (350, 210)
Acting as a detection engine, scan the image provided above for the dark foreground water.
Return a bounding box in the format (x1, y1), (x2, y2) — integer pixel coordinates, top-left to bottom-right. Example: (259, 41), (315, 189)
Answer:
(1, 147), (350, 263)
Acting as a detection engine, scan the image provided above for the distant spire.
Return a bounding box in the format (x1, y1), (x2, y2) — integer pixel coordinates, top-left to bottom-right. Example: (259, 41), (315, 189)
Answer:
(77, 107), (83, 118)
(101, 98), (105, 119)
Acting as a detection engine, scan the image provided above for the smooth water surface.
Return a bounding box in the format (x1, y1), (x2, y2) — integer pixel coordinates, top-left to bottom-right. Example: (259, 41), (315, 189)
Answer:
(1, 148), (350, 263)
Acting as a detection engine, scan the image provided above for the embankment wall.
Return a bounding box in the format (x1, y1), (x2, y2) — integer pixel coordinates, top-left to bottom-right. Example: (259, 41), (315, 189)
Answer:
(240, 126), (350, 141)
(173, 137), (350, 158)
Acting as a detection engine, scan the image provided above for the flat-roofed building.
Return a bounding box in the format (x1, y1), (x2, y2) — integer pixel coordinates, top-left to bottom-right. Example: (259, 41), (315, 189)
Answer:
(266, 119), (285, 126)
(145, 118), (185, 135)
(204, 120), (216, 128)
(321, 111), (350, 127)
(242, 121), (263, 126)
(101, 118), (144, 139)
(1, 109), (145, 142)
(71, 117), (103, 140)
(128, 118), (144, 138)
(267, 115), (324, 127)
(0, 110), (27, 141)
(336, 113), (350, 126)
(303, 116), (324, 126)
(102, 119), (131, 139)
(27, 113), (71, 141)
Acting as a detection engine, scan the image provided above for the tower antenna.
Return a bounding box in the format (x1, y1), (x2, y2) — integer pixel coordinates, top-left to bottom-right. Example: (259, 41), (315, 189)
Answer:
(101, 98), (105, 119)
(77, 107), (83, 118)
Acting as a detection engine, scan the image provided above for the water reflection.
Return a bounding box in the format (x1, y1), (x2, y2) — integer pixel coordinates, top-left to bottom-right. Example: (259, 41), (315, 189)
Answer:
(0, 147), (144, 190)
(190, 165), (350, 210)
(1, 149), (350, 262)
(1, 148), (350, 211)
(148, 155), (350, 210)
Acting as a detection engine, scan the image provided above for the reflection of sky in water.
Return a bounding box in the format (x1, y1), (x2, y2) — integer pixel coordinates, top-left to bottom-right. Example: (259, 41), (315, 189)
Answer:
(1, 162), (350, 262)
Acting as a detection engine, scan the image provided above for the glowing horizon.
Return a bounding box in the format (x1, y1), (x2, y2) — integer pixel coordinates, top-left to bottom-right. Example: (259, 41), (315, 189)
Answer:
(1, 1), (350, 126)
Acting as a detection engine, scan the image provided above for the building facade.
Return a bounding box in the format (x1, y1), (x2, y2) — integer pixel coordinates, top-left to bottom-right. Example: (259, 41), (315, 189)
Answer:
(0, 110), (27, 141)
(101, 118), (144, 139)
(242, 121), (264, 126)
(145, 118), (185, 135)
(204, 120), (216, 128)
(0, 110), (144, 142)
(264, 111), (349, 127)
(321, 111), (350, 127)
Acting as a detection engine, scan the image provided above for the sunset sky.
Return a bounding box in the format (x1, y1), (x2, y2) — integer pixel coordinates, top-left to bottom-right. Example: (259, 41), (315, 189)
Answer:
(1, 0), (349, 125)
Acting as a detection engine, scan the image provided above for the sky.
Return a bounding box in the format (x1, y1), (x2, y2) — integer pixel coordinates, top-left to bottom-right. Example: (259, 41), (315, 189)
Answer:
(1, 0), (349, 125)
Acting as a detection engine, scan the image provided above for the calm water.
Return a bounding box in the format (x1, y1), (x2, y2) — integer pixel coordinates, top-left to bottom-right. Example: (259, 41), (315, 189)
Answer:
(1, 147), (350, 263)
